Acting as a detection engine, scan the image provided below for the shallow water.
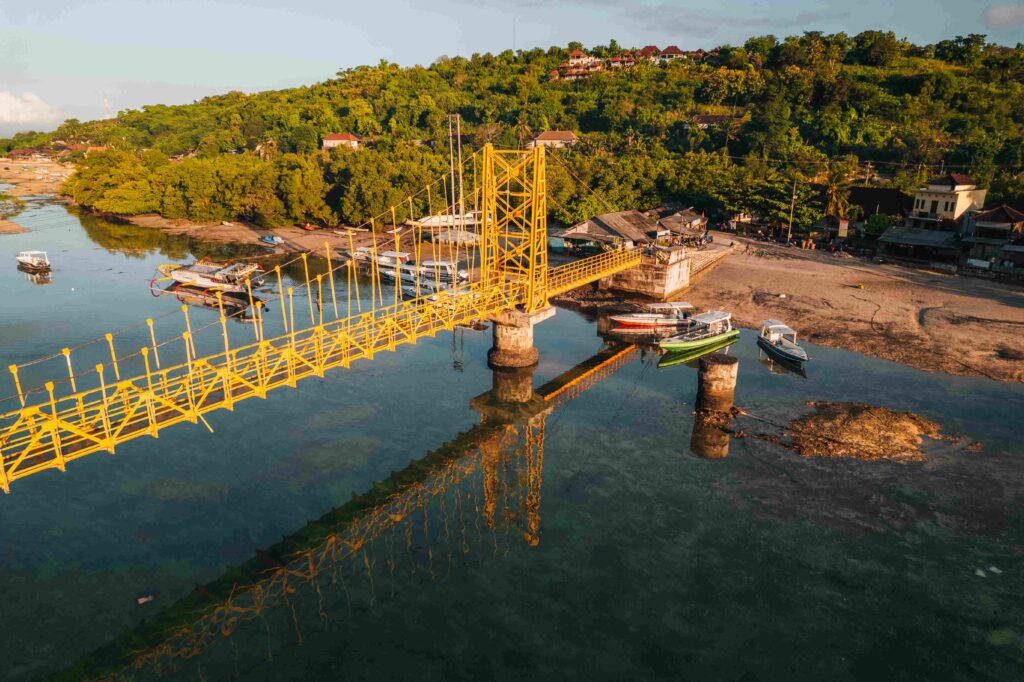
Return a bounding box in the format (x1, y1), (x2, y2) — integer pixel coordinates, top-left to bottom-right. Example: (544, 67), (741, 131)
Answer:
(0, 200), (1022, 681)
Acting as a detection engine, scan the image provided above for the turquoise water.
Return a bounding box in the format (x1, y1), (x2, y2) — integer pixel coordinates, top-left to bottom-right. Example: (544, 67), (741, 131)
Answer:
(0, 200), (1022, 681)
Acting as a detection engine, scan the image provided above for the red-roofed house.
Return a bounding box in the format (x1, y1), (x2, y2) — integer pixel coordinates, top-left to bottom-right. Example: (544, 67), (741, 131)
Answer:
(322, 133), (361, 150)
(529, 130), (579, 150)
(660, 45), (685, 60)
(567, 49), (596, 67)
(637, 45), (660, 62)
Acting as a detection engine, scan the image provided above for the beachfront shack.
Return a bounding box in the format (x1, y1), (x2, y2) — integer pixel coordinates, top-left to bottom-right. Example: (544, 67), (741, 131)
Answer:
(554, 210), (656, 253)
(876, 227), (960, 270)
(962, 204), (1024, 273)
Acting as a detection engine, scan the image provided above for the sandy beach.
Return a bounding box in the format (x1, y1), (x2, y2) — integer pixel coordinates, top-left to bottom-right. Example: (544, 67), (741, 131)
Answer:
(0, 220), (29, 234)
(684, 235), (1024, 383)
(0, 156), (72, 196)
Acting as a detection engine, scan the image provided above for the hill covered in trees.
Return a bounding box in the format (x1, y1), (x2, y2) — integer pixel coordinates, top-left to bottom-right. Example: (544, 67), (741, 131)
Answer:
(4, 31), (1023, 229)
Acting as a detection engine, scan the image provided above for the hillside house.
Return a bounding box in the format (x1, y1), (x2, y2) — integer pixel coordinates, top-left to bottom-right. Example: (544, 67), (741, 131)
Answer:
(567, 49), (599, 67)
(608, 53), (636, 68)
(908, 173), (986, 229)
(691, 114), (735, 129)
(637, 46), (660, 62)
(322, 133), (361, 150)
(529, 130), (579, 149)
(660, 45), (685, 60)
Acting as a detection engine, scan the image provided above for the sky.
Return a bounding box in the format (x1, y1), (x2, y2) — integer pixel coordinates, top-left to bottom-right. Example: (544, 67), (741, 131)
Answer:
(1, 0), (1022, 136)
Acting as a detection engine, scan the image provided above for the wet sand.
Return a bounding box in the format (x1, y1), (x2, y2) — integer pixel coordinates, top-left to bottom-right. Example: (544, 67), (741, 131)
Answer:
(123, 214), (422, 255)
(0, 220), (28, 234)
(686, 234), (1024, 383)
(0, 157), (71, 196)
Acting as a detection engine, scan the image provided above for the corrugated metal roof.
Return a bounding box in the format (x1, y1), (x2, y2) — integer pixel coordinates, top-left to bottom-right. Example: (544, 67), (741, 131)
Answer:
(878, 227), (958, 248)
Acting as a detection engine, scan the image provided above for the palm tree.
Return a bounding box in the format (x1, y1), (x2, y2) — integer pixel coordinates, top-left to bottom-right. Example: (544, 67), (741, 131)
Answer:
(823, 159), (855, 221)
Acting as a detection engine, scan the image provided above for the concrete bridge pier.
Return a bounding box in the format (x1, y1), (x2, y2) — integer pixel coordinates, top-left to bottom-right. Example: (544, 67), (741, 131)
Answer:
(695, 353), (738, 413)
(487, 306), (556, 369)
(690, 353), (739, 459)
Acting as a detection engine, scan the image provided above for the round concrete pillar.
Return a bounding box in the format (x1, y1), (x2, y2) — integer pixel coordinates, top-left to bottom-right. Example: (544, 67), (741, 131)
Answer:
(696, 353), (738, 413)
(488, 321), (538, 368)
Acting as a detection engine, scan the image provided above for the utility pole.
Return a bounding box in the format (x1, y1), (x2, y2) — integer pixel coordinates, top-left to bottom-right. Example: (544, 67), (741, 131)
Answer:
(787, 177), (797, 243)
(512, 16), (517, 53)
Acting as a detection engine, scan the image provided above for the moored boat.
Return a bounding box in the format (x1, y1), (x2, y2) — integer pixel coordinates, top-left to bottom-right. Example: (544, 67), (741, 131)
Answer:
(156, 259), (265, 293)
(756, 319), (809, 365)
(658, 311), (739, 351)
(657, 336), (737, 369)
(15, 250), (50, 272)
(610, 302), (693, 329)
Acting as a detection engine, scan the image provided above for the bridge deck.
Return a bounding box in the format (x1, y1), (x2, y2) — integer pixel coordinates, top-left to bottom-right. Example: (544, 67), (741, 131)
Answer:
(0, 252), (640, 491)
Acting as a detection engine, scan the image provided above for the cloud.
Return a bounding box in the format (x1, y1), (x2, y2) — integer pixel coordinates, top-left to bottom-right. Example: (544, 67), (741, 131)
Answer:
(631, 5), (850, 38)
(0, 91), (62, 128)
(984, 3), (1024, 27)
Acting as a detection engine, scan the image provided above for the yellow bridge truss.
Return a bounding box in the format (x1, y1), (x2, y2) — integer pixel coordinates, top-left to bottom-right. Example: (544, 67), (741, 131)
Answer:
(0, 145), (642, 492)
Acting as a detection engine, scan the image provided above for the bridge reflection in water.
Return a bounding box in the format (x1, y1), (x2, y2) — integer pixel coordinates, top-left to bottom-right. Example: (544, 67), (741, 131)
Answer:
(64, 343), (639, 680)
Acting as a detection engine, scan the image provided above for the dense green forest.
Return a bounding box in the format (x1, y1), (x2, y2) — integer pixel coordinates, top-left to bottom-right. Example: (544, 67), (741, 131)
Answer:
(4, 31), (1023, 229)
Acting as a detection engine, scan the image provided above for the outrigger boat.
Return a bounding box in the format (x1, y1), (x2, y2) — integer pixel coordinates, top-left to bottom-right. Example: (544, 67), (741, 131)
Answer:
(657, 336), (737, 369)
(15, 250), (50, 272)
(153, 282), (264, 322)
(659, 311), (739, 351)
(156, 258), (265, 293)
(757, 319), (809, 365)
(609, 302), (693, 329)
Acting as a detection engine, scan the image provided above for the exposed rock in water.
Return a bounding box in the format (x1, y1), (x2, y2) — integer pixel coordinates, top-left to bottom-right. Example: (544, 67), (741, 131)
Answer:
(787, 401), (951, 462)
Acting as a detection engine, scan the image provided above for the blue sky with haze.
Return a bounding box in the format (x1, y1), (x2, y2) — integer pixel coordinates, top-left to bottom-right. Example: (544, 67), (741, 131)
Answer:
(1, 0), (1022, 135)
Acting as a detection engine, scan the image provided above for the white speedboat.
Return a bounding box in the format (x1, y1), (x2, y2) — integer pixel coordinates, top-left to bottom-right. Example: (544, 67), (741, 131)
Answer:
(156, 259), (265, 293)
(757, 320), (809, 364)
(15, 250), (50, 272)
(610, 302), (693, 329)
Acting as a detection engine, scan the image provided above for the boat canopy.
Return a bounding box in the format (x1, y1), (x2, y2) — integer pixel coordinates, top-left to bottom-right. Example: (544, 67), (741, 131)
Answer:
(17, 250), (47, 258)
(648, 302), (693, 311)
(691, 311), (731, 325)
(761, 319), (797, 335)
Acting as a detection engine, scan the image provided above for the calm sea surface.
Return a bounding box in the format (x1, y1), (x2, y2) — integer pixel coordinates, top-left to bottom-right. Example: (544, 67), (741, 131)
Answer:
(0, 197), (1022, 681)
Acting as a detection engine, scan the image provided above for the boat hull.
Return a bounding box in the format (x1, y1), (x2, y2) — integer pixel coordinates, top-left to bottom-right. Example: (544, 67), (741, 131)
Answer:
(756, 336), (808, 364)
(657, 337), (738, 369)
(659, 329), (739, 351)
(15, 258), (49, 271)
(609, 314), (688, 328)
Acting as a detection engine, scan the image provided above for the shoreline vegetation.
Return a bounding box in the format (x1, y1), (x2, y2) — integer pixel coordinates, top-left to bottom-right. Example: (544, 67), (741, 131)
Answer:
(1, 32), (1022, 383)
(2, 34), (1022, 232)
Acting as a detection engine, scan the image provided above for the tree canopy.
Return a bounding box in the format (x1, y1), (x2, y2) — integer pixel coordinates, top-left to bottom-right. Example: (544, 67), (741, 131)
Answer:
(4, 31), (1022, 230)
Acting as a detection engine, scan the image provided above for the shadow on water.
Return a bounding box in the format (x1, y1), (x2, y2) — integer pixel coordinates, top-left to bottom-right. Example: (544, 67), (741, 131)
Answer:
(57, 343), (641, 680)
(75, 209), (263, 262)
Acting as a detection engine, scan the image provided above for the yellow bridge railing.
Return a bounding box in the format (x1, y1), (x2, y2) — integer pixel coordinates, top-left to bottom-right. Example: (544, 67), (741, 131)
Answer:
(547, 248), (643, 297)
(0, 281), (522, 491)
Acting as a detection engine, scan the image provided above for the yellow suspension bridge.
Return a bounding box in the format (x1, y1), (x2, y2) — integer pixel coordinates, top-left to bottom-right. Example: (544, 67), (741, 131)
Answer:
(0, 146), (642, 492)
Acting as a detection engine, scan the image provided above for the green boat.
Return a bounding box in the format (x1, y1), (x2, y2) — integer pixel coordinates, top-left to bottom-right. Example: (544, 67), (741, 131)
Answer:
(658, 311), (739, 352)
(657, 336), (738, 369)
